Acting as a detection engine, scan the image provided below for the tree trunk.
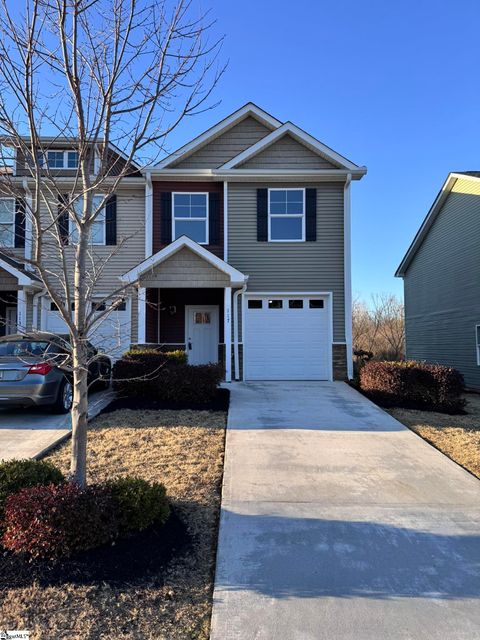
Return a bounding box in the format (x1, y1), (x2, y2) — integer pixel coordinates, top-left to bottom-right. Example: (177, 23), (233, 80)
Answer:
(70, 340), (89, 487)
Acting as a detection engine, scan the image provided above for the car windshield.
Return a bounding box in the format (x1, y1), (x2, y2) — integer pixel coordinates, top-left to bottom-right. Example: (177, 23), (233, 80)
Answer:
(0, 341), (51, 357)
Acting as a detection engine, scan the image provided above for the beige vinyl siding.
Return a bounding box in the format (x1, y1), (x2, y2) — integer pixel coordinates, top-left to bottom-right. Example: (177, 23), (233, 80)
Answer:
(170, 117), (272, 169)
(238, 134), (339, 170)
(404, 177), (480, 389)
(228, 182), (345, 342)
(139, 247), (230, 288)
(26, 293), (34, 330)
(0, 269), (19, 290)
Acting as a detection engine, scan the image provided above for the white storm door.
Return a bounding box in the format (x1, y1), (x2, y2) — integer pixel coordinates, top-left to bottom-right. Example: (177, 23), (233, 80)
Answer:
(185, 305), (219, 365)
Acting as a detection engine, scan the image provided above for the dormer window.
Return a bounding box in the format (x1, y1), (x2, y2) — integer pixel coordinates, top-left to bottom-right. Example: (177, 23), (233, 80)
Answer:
(44, 150), (79, 169)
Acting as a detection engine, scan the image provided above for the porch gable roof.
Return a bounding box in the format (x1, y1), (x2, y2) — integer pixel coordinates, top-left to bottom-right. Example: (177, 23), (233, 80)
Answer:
(120, 236), (248, 287)
(0, 251), (42, 287)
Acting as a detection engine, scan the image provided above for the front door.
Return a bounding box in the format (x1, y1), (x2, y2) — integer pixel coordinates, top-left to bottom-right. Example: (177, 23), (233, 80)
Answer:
(185, 305), (219, 365)
(5, 306), (17, 335)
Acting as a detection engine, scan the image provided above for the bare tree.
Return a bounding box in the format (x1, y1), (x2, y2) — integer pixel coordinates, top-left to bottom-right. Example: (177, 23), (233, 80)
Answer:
(0, 0), (223, 486)
(353, 293), (405, 362)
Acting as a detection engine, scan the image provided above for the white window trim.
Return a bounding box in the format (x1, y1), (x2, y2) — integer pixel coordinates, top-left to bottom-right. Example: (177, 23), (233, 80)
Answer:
(45, 150), (79, 169)
(268, 188), (306, 243)
(0, 197), (16, 248)
(476, 324), (480, 366)
(69, 195), (106, 246)
(172, 191), (209, 245)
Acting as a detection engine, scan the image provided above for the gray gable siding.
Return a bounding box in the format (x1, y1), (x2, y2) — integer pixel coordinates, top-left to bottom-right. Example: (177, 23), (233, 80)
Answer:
(170, 117), (272, 169)
(228, 182), (345, 342)
(238, 134), (339, 170)
(403, 177), (480, 389)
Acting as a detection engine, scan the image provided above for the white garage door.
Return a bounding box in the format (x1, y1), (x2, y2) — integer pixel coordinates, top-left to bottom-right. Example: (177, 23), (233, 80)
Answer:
(244, 295), (331, 380)
(44, 297), (131, 360)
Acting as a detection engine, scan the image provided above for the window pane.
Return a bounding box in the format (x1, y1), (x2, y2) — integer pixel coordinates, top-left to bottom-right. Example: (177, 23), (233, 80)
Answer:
(248, 299), (262, 309)
(268, 300), (283, 309)
(47, 151), (64, 168)
(287, 190), (303, 203)
(269, 190), (286, 203)
(191, 194), (207, 206)
(174, 219), (207, 243)
(0, 226), (14, 246)
(289, 300), (303, 309)
(270, 217), (303, 240)
(309, 300), (324, 309)
(0, 199), (14, 222)
(286, 200), (304, 215)
(67, 151), (78, 168)
(174, 205), (191, 218)
(191, 204), (207, 218)
(174, 194), (190, 206)
(270, 201), (287, 215)
(91, 221), (104, 244)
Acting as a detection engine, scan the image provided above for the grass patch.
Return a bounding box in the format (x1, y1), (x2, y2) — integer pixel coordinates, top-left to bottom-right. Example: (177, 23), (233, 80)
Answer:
(0, 407), (226, 640)
(388, 393), (480, 479)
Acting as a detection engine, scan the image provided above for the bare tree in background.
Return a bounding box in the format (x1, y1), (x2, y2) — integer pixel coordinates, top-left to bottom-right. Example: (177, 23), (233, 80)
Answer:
(353, 293), (405, 362)
(0, 0), (223, 486)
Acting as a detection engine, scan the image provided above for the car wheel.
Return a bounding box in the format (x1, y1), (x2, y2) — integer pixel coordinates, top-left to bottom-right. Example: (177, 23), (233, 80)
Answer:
(53, 379), (73, 414)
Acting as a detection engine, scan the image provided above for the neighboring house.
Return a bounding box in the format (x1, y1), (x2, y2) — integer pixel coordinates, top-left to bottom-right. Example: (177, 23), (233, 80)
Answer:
(396, 172), (480, 390)
(0, 139), (145, 358)
(0, 104), (367, 380)
(121, 103), (367, 381)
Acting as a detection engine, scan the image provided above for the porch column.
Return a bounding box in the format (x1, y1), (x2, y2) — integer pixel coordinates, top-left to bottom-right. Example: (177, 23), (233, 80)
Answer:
(224, 286), (232, 382)
(17, 289), (27, 333)
(137, 286), (146, 344)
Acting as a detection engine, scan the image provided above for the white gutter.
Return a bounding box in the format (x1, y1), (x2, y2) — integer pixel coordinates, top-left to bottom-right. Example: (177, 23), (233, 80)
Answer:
(22, 178), (33, 267)
(344, 173), (353, 380)
(145, 170), (153, 258)
(233, 284), (247, 380)
(223, 181), (228, 261)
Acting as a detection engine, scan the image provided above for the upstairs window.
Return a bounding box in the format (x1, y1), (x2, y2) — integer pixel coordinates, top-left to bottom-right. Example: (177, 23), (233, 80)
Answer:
(45, 150), (79, 169)
(268, 188), (305, 242)
(70, 195), (106, 245)
(172, 192), (208, 244)
(0, 198), (15, 247)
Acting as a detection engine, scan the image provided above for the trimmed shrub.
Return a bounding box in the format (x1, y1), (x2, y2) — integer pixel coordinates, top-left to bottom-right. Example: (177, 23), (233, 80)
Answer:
(0, 459), (64, 518)
(125, 348), (187, 364)
(112, 349), (223, 403)
(107, 476), (170, 534)
(359, 360), (465, 412)
(2, 482), (118, 559)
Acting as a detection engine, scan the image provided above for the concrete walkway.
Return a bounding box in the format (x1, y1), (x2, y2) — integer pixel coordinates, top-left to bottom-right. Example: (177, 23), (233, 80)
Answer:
(0, 389), (114, 460)
(210, 382), (480, 640)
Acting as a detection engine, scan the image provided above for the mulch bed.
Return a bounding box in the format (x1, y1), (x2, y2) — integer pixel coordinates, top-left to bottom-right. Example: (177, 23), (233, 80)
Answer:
(101, 387), (230, 414)
(0, 507), (189, 589)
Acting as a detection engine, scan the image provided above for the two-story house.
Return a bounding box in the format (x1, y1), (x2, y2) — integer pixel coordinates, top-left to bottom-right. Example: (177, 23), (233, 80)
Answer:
(396, 172), (480, 390)
(121, 103), (367, 381)
(0, 104), (366, 380)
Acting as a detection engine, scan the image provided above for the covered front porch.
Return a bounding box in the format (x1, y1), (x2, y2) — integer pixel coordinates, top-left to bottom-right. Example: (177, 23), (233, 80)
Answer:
(0, 252), (43, 334)
(121, 236), (248, 382)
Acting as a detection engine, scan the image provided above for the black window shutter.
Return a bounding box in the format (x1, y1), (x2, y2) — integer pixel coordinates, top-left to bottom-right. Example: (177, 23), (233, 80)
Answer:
(160, 192), (172, 244)
(305, 188), (317, 241)
(257, 188), (268, 241)
(14, 198), (25, 248)
(105, 194), (117, 245)
(58, 194), (69, 245)
(208, 192), (220, 245)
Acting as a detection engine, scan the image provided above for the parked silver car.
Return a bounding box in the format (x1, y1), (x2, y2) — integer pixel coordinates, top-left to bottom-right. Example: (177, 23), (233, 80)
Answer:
(0, 333), (111, 413)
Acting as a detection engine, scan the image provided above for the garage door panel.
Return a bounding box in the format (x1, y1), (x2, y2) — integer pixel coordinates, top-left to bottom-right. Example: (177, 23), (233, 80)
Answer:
(245, 297), (330, 381)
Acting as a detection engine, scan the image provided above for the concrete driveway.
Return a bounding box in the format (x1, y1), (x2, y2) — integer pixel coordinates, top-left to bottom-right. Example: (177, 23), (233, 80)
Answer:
(0, 389), (114, 460)
(210, 382), (480, 640)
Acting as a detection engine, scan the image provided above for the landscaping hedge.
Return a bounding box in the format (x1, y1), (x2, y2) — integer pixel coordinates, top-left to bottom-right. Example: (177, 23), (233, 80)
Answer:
(359, 360), (465, 412)
(107, 476), (169, 534)
(112, 349), (223, 403)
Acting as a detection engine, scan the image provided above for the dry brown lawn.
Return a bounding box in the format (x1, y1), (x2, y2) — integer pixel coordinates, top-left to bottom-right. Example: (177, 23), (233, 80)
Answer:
(388, 393), (480, 479)
(0, 408), (226, 640)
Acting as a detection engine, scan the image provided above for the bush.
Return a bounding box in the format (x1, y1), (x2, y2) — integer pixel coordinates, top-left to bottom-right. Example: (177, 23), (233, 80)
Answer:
(113, 350), (223, 403)
(0, 459), (64, 518)
(359, 360), (465, 412)
(107, 476), (170, 534)
(2, 482), (118, 559)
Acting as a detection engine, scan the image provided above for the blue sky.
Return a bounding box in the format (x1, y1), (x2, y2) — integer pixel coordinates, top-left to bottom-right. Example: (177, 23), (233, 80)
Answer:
(164, 0), (480, 301)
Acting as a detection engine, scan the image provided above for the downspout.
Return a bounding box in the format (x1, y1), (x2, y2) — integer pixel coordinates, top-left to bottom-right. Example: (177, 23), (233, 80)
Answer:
(233, 283), (247, 380)
(32, 289), (47, 330)
(344, 173), (353, 380)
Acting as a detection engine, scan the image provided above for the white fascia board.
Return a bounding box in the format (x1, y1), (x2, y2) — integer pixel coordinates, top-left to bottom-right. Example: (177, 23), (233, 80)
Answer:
(0, 257), (36, 286)
(146, 168), (366, 182)
(120, 235), (248, 285)
(219, 122), (364, 172)
(156, 103), (282, 169)
(395, 173), (459, 277)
